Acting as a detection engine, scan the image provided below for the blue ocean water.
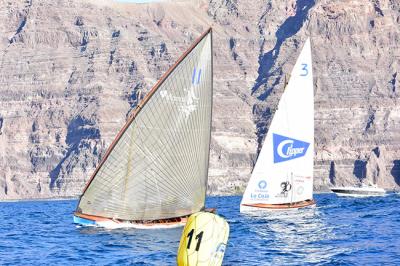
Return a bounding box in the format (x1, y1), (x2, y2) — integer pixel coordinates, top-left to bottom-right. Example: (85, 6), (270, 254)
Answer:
(0, 194), (399, 265)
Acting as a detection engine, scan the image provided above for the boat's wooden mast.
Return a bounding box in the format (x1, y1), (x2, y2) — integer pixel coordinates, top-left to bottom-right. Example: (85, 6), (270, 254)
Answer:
(203, 28), (213, 208)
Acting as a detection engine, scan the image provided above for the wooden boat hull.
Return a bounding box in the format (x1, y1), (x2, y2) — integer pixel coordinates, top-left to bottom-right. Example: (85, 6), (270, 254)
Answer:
(73, 212), (187, 229)
(240, 199), (315, 212)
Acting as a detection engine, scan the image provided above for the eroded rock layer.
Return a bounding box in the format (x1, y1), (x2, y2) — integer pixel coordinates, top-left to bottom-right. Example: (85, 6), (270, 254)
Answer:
(0, 0), (399, 199)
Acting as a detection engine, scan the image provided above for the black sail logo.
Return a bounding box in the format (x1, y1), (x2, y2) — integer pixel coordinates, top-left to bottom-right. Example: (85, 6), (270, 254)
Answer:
(279, 181), (292, 197)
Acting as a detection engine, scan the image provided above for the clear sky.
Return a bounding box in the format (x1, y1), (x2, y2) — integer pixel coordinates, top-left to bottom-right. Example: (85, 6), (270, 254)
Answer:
(114, 0), (164, 3)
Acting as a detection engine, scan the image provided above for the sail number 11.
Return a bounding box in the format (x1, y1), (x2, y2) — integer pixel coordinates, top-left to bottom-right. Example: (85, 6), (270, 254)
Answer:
(187, 229), (204, 251)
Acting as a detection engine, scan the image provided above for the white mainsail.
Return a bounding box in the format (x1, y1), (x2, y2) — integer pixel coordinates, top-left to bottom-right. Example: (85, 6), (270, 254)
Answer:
(241, 38), (314, 210)
(75, 29), (213, 221)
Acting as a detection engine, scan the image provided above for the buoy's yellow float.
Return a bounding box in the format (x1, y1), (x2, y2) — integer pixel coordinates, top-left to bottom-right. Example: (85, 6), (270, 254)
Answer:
(177, 211), (229, 266)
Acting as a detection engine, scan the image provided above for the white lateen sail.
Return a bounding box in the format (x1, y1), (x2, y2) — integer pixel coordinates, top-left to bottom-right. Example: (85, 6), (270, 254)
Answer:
(74, 28), (213, 227)
(241, 38), (314, 211)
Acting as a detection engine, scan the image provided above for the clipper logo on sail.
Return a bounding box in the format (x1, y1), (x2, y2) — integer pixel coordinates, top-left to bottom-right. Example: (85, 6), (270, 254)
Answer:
(273, 133), (310, 163)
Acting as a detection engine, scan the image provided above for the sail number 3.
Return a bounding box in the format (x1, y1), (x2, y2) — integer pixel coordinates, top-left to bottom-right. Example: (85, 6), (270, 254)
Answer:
(300, 63), (308, 76)
(187, 229), (204, 252)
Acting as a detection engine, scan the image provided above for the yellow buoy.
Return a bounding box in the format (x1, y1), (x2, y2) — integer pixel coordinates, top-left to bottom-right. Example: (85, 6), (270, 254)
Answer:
(177, 212), (229, 266)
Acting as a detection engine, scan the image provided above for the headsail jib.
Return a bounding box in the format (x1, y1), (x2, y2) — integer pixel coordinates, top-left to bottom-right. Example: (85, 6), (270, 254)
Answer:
(75, 28), (213, 222)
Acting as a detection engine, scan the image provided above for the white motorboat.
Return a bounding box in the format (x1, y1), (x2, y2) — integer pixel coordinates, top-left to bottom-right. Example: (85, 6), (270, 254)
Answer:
(331, 184), (386, 197)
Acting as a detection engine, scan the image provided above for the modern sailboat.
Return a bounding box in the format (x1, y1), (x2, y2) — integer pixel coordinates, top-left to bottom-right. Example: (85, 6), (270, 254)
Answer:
(73, 28), (213, 228)
(240, 38), (315, 212)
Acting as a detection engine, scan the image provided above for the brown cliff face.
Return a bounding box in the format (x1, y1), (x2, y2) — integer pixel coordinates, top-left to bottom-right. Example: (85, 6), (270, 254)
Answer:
(0, 0), (399, 199)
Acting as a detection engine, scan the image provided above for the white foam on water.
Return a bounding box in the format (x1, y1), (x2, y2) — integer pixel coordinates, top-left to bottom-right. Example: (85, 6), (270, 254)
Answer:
(95, 220), (185, 230)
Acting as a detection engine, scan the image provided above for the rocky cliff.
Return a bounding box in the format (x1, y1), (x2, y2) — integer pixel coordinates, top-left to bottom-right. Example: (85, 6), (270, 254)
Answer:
(0, 0), (399, 200)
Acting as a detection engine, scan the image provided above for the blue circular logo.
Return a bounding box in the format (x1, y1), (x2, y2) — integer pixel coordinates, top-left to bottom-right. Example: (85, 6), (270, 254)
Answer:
(258, 180), (267, 190)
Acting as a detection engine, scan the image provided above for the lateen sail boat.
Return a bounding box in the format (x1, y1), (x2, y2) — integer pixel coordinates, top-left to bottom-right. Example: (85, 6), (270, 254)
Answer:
(240, 38), (315, 211)
(74, 28), (213, 228)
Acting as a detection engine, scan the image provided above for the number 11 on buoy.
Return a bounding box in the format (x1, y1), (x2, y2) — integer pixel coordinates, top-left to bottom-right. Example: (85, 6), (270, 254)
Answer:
(177, 212), (230, 266)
